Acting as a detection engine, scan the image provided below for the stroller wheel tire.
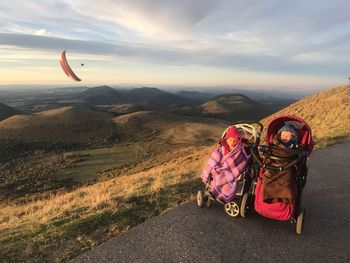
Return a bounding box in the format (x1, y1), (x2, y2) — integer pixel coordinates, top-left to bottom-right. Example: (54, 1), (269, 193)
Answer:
(240, 193), (250, 218)
(197, 191), (204, 207)
(224, 201), (240, 217)
(296, 209), (306, 235)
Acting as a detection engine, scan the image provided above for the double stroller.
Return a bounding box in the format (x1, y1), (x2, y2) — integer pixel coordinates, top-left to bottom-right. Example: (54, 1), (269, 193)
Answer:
(197, 115), (313, 235)
(196, 122), (262, 218)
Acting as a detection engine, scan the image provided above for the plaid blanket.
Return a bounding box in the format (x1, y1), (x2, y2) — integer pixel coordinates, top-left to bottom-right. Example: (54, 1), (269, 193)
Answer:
(201, 143), (249, 203)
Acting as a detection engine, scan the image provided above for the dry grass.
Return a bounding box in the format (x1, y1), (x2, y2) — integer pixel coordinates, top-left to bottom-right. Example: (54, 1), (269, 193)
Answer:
(0, 107), (114, 145)
(0, 145), (211, 262)
(261, 85), (350, 148)
(113, 110), (229, 144)
(0, 103), (22, 122)
(1, 85), (349, 262)
(0, 146), (209, 229)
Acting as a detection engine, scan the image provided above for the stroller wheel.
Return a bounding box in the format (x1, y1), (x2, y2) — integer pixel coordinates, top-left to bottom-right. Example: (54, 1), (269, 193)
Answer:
(224, 201), (240, 217)
(197, 190), (204, 207)
(240, 193), (250, 218)
(296, 209), (306, 235)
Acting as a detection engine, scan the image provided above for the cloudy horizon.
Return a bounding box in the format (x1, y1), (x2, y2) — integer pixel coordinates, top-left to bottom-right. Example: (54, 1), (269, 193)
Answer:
(0, 0), (349, 90)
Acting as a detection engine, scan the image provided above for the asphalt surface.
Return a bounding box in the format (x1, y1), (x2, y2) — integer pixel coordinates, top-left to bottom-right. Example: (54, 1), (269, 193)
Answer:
(72, 140), (350, 263)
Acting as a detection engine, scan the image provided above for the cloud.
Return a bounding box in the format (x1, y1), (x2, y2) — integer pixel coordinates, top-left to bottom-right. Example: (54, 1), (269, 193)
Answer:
(1, 32), (348, 77)
(0, 0), (349, 85)
(65, 0), (219, 40)
(35, 29), (51, 36)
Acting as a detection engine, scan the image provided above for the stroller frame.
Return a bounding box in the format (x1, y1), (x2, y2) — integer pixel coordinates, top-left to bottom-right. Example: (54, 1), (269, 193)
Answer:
(243, 115), (313, 234)
(197, 121), (262, 218)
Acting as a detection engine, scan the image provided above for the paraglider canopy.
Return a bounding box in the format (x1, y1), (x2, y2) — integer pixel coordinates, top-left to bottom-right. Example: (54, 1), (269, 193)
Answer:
(59, 50), (82, 82)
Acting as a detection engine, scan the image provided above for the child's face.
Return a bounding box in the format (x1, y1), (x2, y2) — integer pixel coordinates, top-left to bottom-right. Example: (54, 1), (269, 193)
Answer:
(280, 130), (294, 143)
(226, 137), (239, 149)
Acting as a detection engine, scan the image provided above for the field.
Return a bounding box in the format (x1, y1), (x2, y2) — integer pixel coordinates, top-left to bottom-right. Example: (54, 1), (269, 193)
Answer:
(0, 85), (349, 262)
(0, 143), (209, 262)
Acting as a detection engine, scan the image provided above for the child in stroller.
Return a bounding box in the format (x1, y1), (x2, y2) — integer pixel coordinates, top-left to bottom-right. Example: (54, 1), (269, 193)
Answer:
(259, 123), (303, 204)
(197, 122), (262, 217)
(248, 115), (313, 234)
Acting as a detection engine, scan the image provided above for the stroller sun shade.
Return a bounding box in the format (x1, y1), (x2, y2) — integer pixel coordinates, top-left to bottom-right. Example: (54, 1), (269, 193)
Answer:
(266, 115), (313, 154)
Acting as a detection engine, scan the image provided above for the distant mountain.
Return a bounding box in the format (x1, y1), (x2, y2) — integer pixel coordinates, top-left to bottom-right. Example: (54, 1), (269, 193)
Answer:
(171, 93), (274, 121)
(125, 87), (168, 100)
(261, 85), (350, 147)
(78, 86), (126, 105)
(76, 86), (198, 110)
(176, 90), (216, 102)
(0, 102), (22, 121)
(199, 94), (257, 114)
(148, 93), (196, 109)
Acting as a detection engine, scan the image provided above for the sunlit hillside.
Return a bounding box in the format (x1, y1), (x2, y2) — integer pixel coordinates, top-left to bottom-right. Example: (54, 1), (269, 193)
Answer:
(261, 85), (350, 148)
(113, 111), (229, 144)
(200, 94), (257, 114)
(197, 94), (276, 121)
(0, 103), (22, 121)
(0, 106), (115, 145)
(108, 103), (148, 115)
(1, 85), (349, 262)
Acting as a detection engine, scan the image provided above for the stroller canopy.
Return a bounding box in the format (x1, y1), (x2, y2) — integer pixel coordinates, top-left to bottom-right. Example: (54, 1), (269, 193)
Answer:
(266, 115), (313, 154)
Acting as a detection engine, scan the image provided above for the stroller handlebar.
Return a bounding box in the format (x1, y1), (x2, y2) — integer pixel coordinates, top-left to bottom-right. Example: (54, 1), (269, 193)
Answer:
(234, 120), (263, 133)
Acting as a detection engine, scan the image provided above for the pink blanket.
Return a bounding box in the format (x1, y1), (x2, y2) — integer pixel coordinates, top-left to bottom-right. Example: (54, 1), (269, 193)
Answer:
(201, 143), (249, 202)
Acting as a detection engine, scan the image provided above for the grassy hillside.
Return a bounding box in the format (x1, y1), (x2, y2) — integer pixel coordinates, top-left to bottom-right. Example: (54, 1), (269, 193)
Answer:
(1, 85), (349, 262)
(0, 145), (211, 262)
(0, 106), (115, 146)
(200, 94), (257, 114)
(113, 111), (229, 144)
(0, 103), (22, 121)
(261, 85), (350, 148)
(107, 103), (148, 115)
(172, 93), (278, 122)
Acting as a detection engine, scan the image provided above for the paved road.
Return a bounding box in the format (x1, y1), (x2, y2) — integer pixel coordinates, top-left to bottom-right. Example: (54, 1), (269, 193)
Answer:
(72, 140), (350, 263)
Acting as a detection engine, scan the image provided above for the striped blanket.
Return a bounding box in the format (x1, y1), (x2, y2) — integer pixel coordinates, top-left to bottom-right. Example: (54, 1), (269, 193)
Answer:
(201, 143), (249, 203)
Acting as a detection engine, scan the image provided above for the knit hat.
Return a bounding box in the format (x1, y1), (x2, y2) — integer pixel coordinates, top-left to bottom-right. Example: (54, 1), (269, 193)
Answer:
(277, 124), (298, 148)
(278, 124), (298, 139)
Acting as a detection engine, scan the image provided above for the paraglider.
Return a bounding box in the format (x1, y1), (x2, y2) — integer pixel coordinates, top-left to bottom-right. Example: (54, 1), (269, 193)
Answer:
(59, 50), (82, 82)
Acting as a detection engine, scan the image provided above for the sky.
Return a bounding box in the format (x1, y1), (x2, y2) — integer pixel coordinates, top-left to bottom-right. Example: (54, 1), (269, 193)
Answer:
(0, 0), (349, 90)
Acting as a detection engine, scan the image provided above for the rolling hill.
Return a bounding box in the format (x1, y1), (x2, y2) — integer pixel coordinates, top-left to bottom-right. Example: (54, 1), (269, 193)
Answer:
(1, 85), (349, 262)
(107, 103), (149, 115)
(76, 86), (197, 109)
(78, 86), (127, 105)
(0, 102), (22, 121)
(113, 110), (229, 144)
(125, 87), (168, 100)
(0, 106), (115, 146)
(261, 85), (350, 147)
(172, 93), (277, 121)
(176, 90), (215, 102)
(199, 94), (257, 114)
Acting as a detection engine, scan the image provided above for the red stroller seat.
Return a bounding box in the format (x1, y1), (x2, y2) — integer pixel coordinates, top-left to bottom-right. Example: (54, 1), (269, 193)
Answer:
(252, 115), (313, 234)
